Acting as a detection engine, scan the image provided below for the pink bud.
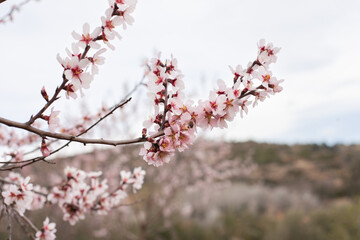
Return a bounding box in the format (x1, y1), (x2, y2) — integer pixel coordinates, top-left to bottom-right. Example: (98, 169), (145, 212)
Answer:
(142, 128), (147, 138)
(41, 86), (49, 102)
(41, 139), (50, 157)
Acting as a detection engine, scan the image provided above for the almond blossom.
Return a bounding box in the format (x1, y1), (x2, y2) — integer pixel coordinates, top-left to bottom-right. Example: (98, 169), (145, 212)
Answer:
(88, 48), (107, 75)
(2, 176), (34, 215)
(72, 23), (101, 49)
(63, 56), (92, 90)
(47, 166), (145, 225)
(140, 39), (283, 166)
(102, 8), (122, 39)
(42, 107), (60, 132)
(35, 217), (57, 240)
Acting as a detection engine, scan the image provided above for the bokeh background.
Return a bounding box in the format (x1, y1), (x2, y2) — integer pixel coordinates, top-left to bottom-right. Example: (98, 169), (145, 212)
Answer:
(1, 0), (360, 239)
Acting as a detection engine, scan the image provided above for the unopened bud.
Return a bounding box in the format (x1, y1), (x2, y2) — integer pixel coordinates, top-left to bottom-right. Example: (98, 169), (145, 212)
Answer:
(41, 86), (49, 102)
(142, 128), (147, 138)
(41, 139), (50, 157)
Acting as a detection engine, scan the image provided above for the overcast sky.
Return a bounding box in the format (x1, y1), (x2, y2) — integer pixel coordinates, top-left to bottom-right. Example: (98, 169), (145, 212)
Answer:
(1, 0), (360, 145)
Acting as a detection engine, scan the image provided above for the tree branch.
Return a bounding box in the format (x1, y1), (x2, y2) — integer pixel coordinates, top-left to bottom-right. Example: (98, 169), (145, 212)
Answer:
(0, 114), (163, 148)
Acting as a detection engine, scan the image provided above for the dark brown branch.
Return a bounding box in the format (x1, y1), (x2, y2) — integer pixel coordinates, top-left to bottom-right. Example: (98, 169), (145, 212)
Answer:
(160, 81), (168, 130)
(0, 115), (160, 147)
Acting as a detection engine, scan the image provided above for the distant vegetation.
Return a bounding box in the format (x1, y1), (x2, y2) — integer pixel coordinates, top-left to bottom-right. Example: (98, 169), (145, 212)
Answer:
(2, 141), (360, 239)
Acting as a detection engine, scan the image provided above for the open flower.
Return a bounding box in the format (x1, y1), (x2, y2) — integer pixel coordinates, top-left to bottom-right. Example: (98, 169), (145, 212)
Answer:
(35, 217), (57, 240)
(64, 56), (92, 89)
(72, 23), (101, 49)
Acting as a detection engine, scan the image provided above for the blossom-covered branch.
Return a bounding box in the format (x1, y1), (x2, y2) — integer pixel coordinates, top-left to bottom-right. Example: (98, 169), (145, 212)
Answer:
(0, 166), (146, 238)
(139, 40), (283, 166)
(0, 0), (284, 238)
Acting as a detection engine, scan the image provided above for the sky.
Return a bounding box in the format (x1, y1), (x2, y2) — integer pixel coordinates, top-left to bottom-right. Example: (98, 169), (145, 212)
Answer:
(0, 0), (360, 145)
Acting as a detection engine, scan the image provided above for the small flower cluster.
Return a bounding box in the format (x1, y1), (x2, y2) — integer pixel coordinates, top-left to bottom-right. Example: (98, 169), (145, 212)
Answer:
(47, 166), (145, 225)
(41, 107), (61, 133)
(60, 105), (109, 136)
(56, 0), (137, 100)
(140, 40), (283, 166)
(35, 217), (57, 240)
(0, 125), (40, 149)
(139, 55), (195, 166)
(1, 172), (47, 214)
(1, 174), (34, 215)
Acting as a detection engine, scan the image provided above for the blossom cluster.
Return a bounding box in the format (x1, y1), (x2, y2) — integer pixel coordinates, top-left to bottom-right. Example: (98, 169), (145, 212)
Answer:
(140, 40), (283, 166)
(1, 172), (46, 215)
(0, 166), (144, 238)
(47, 166), (145, 225)
(0, 125), (39, 149)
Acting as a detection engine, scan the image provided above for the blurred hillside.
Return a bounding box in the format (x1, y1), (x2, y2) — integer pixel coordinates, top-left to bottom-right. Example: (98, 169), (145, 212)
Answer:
(231, 142), (360, 200)
(2, 140), (360, 240)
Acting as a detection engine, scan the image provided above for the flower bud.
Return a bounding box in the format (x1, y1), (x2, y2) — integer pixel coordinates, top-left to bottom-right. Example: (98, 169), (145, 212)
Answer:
(41, 86), (49, 102)
(41, 139), (50, 157)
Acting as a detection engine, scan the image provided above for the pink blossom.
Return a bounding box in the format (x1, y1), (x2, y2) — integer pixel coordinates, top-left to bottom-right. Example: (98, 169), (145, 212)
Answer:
(101, 8), (122, 42)
(46, 107), (60, 132)
(35, 217), (57, 240)
(64, 56), (92, 89)
(88, 48), (106, 75)
(2, 177), (34, 215)
(72, 23), (101, 49)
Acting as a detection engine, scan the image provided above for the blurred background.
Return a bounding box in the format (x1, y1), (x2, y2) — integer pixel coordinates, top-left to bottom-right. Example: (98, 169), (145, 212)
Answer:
(1, 0), (360, 239)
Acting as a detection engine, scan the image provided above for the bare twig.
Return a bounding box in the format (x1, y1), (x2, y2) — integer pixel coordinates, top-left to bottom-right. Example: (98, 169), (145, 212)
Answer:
(92, 198), (145, 211)
(13, 213), (35, 240)
(5, 204), (12, 240)
(14, 210), (39, 233)
(0, 0), (32, 23)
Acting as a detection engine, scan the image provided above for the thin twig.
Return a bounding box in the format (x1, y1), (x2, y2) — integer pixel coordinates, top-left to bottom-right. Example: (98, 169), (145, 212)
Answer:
(26, 76), (68, 126)
(5, 204), (12, 240)
(13, 213), (35, 240)
(0, 0), (32, 24)
(14, 210), (39, 233)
